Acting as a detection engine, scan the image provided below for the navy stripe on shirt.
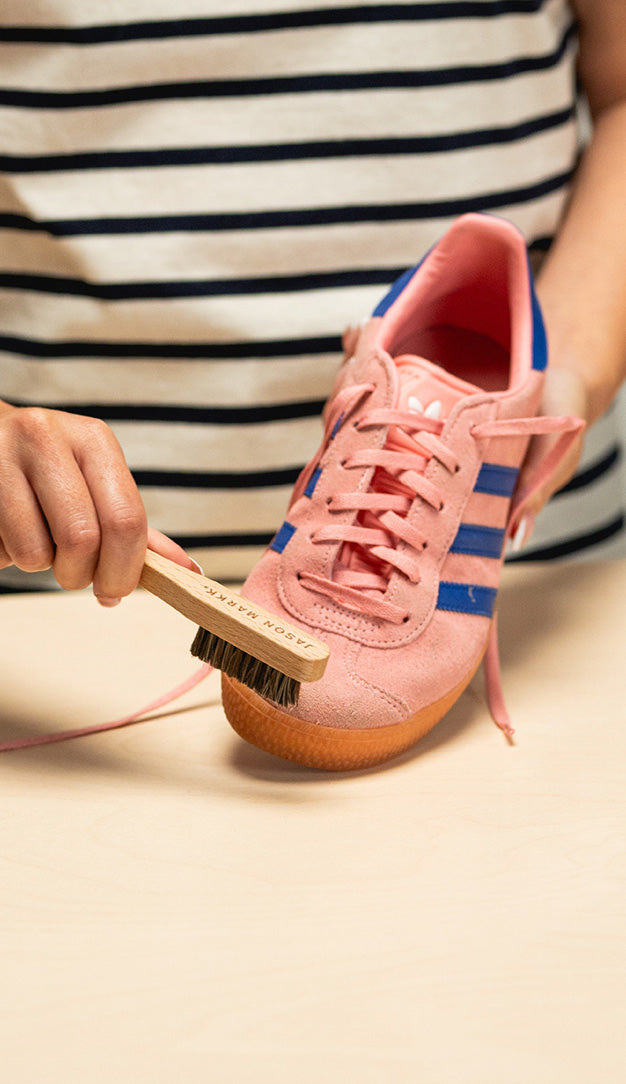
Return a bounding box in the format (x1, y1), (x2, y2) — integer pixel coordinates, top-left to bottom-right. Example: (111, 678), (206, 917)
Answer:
(554, 446), (622, 496)
(0, 5), (559, 47)
(0, 107), (574, 173)
(0, 25), (575, 109)
(3, 397), (327, 425)
(0, 169), (574, 240)
(0, 267), (408, 300)
(507, 513), (626, 562)
(132, 467), (302, 488)
(0, 332), (341, 359)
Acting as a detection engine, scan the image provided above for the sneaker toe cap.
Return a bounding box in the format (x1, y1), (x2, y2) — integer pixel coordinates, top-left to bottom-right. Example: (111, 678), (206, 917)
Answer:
(280, 630), (409, 730)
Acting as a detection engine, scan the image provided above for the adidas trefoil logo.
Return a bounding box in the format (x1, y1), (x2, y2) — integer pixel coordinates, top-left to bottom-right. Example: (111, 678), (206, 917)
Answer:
(407, 395), (442, 420)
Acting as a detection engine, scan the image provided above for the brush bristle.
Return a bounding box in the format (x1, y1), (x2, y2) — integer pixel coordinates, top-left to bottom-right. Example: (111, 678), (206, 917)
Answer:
(190, 627), (300, 707)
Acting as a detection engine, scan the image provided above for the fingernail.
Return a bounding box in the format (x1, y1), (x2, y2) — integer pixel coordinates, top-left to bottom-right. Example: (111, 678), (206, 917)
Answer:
(509, 514), (535, 554)
(189, 558), (205, 576)
(97, 596), (122, 608)
(511, 517), (529, 552)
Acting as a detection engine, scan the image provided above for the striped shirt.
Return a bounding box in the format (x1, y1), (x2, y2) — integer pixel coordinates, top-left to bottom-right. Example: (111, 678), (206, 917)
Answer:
(0, 0), (624, 592)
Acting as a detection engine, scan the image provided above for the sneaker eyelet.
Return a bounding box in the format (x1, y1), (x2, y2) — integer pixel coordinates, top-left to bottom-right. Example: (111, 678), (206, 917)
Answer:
(402, 614), (410, 624)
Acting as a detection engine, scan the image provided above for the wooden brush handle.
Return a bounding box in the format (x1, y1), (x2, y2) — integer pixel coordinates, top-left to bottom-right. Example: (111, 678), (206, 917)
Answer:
(139, 550), (329, 684)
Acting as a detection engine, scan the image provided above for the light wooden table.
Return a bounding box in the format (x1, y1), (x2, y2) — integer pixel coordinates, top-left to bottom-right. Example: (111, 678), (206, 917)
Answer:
(1, 560), (624, 1084)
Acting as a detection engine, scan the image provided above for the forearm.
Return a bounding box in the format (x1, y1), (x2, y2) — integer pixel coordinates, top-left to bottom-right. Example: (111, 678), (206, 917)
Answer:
(536, 97), (626, 424)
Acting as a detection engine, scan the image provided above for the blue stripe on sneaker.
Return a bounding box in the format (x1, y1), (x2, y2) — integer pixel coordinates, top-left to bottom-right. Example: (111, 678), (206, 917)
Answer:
(529, 266), (548, 371)
(450, 523), (506, 558)
(270, 520), (296, 554)
(304, 466), (322, 498)
(372, 247), (433, 317)
(329, 412), (344, 439)
(437, 581), (497, 618)
(474, 462), (519, 497)
(372, 265), (418, 317)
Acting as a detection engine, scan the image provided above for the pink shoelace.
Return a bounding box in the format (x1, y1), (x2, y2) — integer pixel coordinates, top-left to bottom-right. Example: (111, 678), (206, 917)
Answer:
(299, 382), (584, 739)
(0, 386), (583, 754)
(0, 663), (213, 753)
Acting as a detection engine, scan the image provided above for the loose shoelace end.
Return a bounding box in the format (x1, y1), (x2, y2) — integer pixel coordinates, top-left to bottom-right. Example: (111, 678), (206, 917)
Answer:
(483, 614), (516, 743)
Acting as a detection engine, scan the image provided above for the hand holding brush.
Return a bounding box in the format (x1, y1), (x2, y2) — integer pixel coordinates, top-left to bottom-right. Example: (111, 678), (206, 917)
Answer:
(139, 550), (329, 707)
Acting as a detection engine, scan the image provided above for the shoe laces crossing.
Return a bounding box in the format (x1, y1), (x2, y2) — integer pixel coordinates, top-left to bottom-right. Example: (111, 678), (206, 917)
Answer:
(299, 380), (585, 740)
(300, 384), (456, 622)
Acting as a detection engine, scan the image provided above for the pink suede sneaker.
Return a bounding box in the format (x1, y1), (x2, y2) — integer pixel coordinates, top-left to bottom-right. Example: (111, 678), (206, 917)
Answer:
(222, 214), (584, 770)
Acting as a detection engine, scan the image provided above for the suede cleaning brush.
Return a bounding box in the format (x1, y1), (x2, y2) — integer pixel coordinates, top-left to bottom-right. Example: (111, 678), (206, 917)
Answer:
(139, 550), (329, 707)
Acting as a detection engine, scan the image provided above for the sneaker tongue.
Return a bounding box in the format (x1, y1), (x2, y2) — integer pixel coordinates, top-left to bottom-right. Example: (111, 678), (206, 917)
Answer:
(395, 353), (479, 420)
(339, 351), (479, 583)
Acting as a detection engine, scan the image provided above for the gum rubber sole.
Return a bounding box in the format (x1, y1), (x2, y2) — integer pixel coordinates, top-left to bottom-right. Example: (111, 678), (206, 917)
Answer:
(222, 654), (483, 771)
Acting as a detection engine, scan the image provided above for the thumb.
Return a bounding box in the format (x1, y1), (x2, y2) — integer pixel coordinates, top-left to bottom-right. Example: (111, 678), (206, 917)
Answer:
(511, 366), (587, 544)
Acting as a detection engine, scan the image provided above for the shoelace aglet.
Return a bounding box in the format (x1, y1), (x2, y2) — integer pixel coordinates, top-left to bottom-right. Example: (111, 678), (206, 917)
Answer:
(497, 718), (516, 744)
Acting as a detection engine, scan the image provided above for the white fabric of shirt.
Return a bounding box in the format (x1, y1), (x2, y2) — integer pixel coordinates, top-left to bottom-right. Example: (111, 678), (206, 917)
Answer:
(0, 0), (623, 591)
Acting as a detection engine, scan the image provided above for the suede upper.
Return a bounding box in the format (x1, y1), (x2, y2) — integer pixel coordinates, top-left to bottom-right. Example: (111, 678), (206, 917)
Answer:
(236, 215), (554, 731)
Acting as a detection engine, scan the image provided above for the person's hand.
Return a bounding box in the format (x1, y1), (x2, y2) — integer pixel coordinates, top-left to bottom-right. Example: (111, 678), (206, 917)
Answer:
(0, 403), (198, 603)
(510, 365), (588, 550)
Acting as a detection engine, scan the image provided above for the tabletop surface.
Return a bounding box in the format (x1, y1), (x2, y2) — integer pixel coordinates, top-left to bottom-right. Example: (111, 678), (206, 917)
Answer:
(1, 559), (624, 1084)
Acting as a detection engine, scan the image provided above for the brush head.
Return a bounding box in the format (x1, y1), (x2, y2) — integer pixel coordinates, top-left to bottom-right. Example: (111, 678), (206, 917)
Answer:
(190, 626), (300, 708)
